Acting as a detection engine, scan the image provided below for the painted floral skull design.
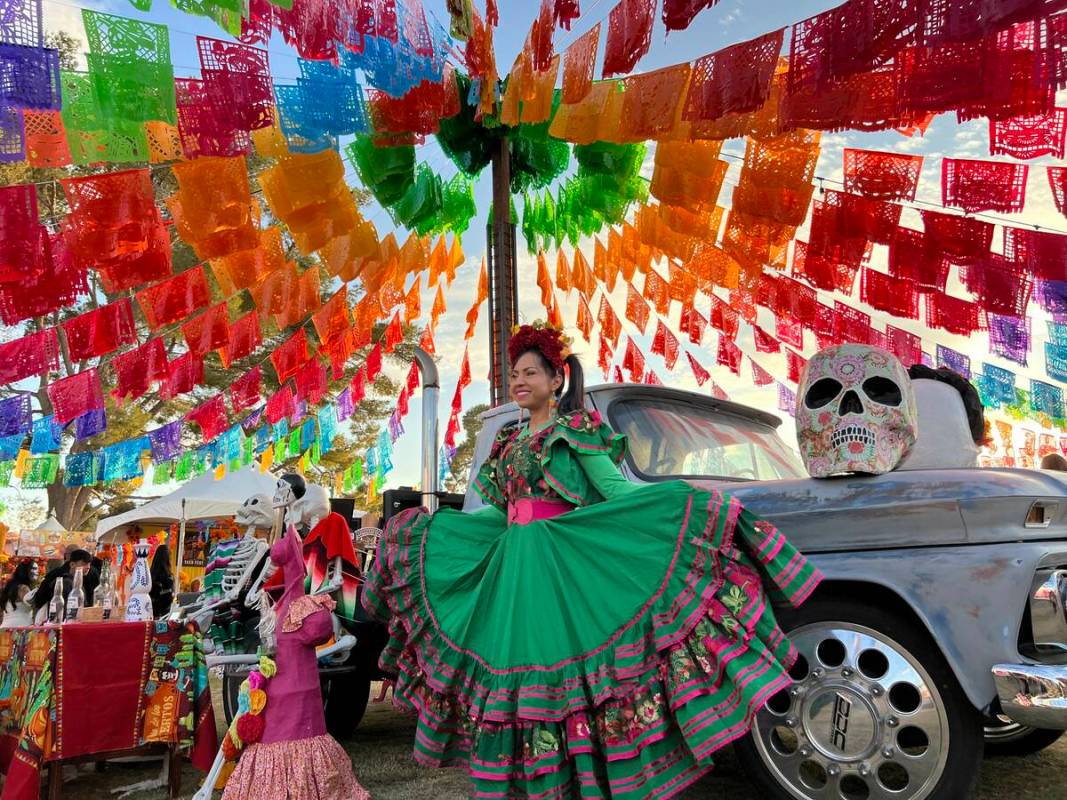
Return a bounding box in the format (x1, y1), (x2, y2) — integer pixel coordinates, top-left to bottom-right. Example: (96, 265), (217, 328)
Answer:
(796, 344), (917, 477)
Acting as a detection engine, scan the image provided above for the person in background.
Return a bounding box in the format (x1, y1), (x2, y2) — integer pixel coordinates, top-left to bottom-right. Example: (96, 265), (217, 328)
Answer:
(32, 548), (99, 617)
(0, 560), (39, 627)
(1041, 453), (1067, 471)
(149, 544), (174, 618)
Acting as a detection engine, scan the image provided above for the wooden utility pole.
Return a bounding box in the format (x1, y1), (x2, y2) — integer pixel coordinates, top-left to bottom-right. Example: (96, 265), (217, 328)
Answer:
(487, 135), (517, 407)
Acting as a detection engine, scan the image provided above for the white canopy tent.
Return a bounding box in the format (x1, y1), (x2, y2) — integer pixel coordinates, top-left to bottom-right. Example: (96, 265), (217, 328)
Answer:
(94, 467), (279, 543)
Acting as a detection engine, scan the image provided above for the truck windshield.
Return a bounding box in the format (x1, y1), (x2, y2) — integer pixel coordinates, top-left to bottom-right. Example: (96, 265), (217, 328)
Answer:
(609, 398), (806, 481)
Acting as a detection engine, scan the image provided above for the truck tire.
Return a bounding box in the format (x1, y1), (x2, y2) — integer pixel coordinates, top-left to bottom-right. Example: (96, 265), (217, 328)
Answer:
(734, 598), (983, 800)
(221, 661), (254, 726)
(322, 671), (371, 740)
(984, 720), (1065, 757)
(224, 666), (370, 740)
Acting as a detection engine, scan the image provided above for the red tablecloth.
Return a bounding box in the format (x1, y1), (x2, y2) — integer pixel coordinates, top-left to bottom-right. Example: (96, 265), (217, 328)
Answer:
(0, 621), (216, 800)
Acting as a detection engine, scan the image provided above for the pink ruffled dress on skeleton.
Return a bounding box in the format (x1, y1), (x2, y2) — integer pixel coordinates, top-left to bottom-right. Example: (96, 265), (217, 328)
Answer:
(222, 524), (370, 800)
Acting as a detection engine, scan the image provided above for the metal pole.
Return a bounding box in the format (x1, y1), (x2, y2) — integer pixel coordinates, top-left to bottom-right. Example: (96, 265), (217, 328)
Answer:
(172, 497), (186, 612)
(489, 135), (517, 407)
(413, 347), (440, 514)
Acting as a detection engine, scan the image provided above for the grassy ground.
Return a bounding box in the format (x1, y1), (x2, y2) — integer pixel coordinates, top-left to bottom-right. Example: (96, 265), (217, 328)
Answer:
(40, 686), (1067, 799)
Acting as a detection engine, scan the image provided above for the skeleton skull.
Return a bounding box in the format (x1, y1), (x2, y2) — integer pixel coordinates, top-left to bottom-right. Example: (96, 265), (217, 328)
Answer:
(795, 344), (917, 477)
(235, 494), (274, 529)
(272, 473), (307, 511)
(289, 484), (331, 531)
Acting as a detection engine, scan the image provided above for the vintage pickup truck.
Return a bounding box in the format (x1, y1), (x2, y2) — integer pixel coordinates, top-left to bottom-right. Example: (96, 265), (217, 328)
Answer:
(215, 351), (1067, 800)
(455, 381), (1067, 800)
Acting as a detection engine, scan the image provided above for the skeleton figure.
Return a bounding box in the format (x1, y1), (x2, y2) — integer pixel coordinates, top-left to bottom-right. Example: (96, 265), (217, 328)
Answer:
(182, 494), (273, 630)
(289, 484), (331, 532)
(273, 473), (307, 527)
(795, 344), (917, 478)
(235, 494), (274, 529)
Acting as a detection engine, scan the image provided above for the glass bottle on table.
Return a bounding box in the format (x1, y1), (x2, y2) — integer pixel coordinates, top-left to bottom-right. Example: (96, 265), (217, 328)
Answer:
(47, 581), (65, 624)
(65, 570), (84, 622)
(100, 561), (114, 620)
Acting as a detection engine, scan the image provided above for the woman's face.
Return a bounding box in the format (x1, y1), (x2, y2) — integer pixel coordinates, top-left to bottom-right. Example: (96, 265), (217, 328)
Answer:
(509, 351), (561, 412)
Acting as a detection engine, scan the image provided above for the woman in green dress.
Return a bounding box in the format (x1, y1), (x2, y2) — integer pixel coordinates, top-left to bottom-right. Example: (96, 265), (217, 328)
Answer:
(363, 323), (821, 799)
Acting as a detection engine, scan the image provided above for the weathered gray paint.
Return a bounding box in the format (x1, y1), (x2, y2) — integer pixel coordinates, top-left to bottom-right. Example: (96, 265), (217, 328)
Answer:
(462, 384), (1067, 711)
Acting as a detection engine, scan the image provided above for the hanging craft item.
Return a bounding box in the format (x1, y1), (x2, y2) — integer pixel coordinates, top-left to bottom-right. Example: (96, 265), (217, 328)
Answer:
(843, 148), (923, 201)
(942, 157), (1029, 213)
(271, 329), (310, 384)
(925, 291), (981, 336)
(561, 23), (599, 104)
(684, 28), (784, 124)
(176, 77), (250, 159)
(170, 155), (258, 260)
(860, 267), (920, 320)
(276, 51), (369, 152)
(0, 328), (59, 385)
(788, 1), (914, 91)
(47, 368), (104, 424)
(887, 226), (956, 294)
(1004, 227), (1067, 281)
(137, 265), (212, 329)
(198, 36), (274, 138)
(662, 0), (721, 32)
(61, 168), (172, 292)
(22, 109), (68, 168)
(617, 62), (690, 142)
(73, 10), (175, 163)
(920, 209), (994, 263)
(0, 184), (43, 285)
(262, 149), (362, 254)
(183, 303), (232, 357)
(716, 335), (742, 375)
(959, 253), (1034, 317)
(602, 0), (656, 77)
(111, 338), (169, 403)
(160, 352), (204, 400)
(60, 300), (137, 363)
(990, 108), (1067, 159)
(650, 140), (725, 210)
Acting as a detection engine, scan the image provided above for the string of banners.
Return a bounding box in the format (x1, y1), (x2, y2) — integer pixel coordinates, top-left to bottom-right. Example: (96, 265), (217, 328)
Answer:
(0, 0), (1065, 487)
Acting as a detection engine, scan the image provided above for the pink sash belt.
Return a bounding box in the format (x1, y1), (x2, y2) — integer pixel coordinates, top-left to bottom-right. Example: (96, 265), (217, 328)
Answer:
(507, 497), (572, 526)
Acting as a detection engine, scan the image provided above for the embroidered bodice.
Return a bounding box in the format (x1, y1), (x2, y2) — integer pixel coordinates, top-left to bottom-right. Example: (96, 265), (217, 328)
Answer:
(473, 409), (630, 512)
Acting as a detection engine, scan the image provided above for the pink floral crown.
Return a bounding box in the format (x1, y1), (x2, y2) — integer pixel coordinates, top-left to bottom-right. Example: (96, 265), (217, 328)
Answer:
(508, 322), (572, 372)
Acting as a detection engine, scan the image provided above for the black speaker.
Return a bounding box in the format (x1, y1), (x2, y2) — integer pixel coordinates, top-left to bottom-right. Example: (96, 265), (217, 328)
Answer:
(330, 498), (359, 529)
(381, 487), (465, 524)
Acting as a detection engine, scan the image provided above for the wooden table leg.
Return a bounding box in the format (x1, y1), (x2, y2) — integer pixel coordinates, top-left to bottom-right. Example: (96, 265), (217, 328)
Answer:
(168, 746), (181, 799)
(46, 760), (63, 800)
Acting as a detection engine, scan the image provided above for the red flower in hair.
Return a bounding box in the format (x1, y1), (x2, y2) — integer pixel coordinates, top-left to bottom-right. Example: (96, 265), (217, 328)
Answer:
(508, 322), (571, 372)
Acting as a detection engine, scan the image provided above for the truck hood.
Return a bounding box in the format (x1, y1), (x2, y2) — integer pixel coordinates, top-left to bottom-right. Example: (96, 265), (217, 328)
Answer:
(688, 468), (1067, 552)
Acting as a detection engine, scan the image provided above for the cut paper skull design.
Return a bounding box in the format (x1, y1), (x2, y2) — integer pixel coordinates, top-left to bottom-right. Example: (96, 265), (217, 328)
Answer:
(796, 344), (917, 478)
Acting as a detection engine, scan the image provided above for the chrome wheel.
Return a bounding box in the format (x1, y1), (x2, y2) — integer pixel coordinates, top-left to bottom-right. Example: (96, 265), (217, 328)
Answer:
(752, 621), (950, 800)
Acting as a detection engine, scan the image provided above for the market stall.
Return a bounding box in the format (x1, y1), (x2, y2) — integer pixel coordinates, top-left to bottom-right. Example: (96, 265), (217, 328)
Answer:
(95, 467), (278, 597)
(0, 620), (216, 800)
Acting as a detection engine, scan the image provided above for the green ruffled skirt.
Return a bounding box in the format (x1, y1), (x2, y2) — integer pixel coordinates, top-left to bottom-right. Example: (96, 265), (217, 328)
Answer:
(363, 481), (820, 799)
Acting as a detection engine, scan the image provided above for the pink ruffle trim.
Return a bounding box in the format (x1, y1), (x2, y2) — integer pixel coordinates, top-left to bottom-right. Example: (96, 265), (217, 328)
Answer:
(283, 594), (336, 633)
(222, 734), (370, 800)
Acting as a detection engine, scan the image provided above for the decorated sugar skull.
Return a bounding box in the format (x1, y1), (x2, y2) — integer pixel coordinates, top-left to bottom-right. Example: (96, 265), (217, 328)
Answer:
(796, 344), (917, 477)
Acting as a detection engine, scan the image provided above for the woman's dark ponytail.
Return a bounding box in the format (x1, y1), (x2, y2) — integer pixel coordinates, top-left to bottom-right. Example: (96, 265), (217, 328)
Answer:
(557, 354), (585, 415)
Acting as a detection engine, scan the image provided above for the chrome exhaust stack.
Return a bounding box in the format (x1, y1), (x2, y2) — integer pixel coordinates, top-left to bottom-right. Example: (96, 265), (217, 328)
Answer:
(413, 347), (439, 514)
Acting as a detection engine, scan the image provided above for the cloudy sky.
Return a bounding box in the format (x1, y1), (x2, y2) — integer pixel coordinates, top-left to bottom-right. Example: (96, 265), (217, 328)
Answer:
(23, 0), (1067, 502)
